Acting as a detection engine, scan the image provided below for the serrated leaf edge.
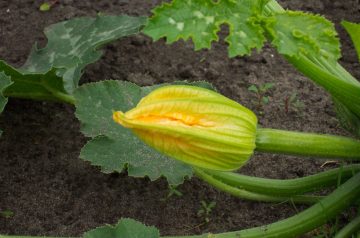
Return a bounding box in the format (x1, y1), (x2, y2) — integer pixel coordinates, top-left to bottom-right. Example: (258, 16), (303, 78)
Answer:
(266, 10), (341, 60)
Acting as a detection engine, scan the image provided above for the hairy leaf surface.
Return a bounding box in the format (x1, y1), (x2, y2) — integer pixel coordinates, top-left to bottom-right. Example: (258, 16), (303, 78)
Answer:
(266, 11), (340, 61)
(83, 218), (159, 238)
(144, 0), (268, 57)
(75, 80), (214, 185)
(0, 72), (13, 136)
(342, 21), (360, 63)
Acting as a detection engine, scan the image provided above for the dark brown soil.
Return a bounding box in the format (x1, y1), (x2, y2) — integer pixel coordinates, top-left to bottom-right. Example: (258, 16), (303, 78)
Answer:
(0, 0), (359, 237)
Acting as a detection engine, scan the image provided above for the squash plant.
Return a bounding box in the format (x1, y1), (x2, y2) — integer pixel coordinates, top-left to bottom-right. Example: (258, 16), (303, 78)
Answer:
(0, 0), (360, 237)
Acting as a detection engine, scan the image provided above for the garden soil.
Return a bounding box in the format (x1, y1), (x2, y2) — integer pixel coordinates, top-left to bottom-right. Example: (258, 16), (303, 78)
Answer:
(0, 0), (359, 237)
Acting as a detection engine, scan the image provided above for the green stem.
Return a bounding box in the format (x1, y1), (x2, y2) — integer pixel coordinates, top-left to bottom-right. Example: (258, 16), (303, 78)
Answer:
(334, 215), (360, 238)
(3, 173), (360, 238)
(287, 56), (360, 117)
(264, 0), (360, 118)
(256, 128), (360, 160)
(199, 164), (360, 196)
(164, 172), (360, 238)
(39, 79), (76, 105)
(194, 168), (321, 204)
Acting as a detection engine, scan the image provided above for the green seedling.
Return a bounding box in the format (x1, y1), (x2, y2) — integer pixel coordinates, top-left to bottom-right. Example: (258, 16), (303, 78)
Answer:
(248, 82), (275, 111)
(197, 200), (216, 223)
(284, 92), (305, 114)
(0, 209), (14, 219)
(161, 185), (183, 201)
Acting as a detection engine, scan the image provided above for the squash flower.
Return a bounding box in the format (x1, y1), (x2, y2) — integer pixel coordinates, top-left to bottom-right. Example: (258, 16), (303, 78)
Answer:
(113, 85), (257, 171)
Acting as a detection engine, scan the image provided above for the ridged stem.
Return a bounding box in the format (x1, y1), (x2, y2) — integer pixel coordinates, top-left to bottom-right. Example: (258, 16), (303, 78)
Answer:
(334, 215), (360, 238)
(264, 0), (360, 119)
(164, 172), (360, 238)
(256, 128), (360, 160)
(200, 164), (360, 196)
(194, 168), (321, 204)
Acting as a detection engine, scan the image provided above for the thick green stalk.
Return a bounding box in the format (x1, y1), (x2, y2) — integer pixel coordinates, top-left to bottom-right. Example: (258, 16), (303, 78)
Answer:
(194, 168), (321, 204)
(42, 82), (76, 105)
(200, 164), (360, 196)
(3, 173), (360, 238)
(164, 172), (360, 238)
(3, 91), (76, 105)
(287, 56), (360, 118)
(334, 215), (360, 238)
(264, 0), (360, 118)
(256, 128), (360, 160)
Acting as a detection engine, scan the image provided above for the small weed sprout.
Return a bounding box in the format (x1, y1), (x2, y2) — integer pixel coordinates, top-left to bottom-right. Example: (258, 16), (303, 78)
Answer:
(161, 185), (183, 201)
(284, 92), (305, 114)
(197, 200), (216, 223)
(0, 209), (14, 219)
(248, 82), (275, 112)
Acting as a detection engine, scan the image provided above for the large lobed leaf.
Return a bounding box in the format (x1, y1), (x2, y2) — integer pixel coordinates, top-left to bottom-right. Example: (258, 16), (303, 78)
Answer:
(75, 80), (219, 185)
(266, 11), (340, 61)
(143, 0), (268, 57)
(144, 0), (340, 61)
(21, 15), (146, 94)
(0, 15), (146, 103)
(0, 72), (13, 137)
(342, 21), (360, 63)
(83, 218), (159, 238)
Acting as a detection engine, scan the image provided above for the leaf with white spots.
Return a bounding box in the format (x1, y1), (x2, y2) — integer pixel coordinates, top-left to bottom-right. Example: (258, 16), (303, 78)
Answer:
(0, 72), (13, 137)
(266, 11), (340, 61)
(143, 0), (268, 57)
(21, 15), (146, 93)
(0, 15), (146, 103)
(75, 80), (215, 185)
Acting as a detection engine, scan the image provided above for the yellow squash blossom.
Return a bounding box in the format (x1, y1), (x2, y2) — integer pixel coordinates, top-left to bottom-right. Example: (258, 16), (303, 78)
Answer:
(113, 85), (257, 171)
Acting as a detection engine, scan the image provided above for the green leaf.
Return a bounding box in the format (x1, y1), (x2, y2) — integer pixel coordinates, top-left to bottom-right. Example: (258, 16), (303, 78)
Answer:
(143, 0), (268, 57)
(0, 72), (13, 137)
(262, 96), (270, 104)
(0, 16), (145, 104)
(262, 82), (275, 91)
(83, 218), (159, 238)
(342, 21), (360, 63)
(21, 15), (146, 94)
(266, 11), (340, 61)
(0, 72), (12, 113)
(75, 80), (220, 185)
(0, 61), (74, 104)
(39, 2), (51, 11)
(248, 85), (259, 93)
